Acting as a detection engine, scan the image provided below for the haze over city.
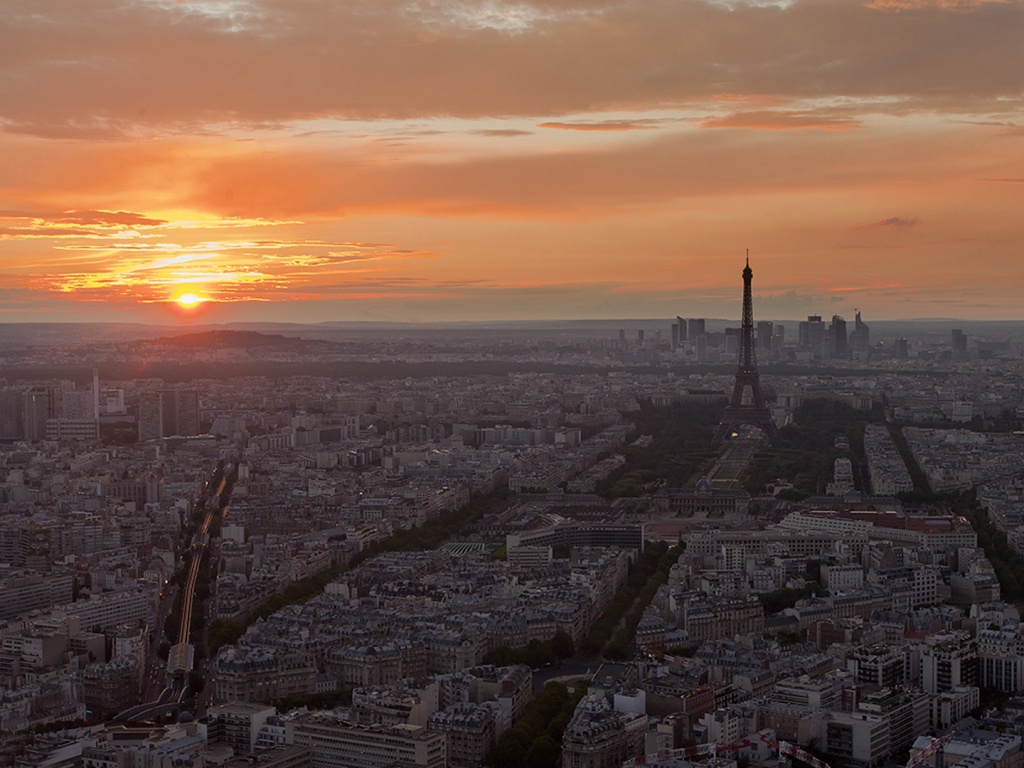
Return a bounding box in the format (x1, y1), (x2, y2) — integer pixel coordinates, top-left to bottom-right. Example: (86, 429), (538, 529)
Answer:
(1, 0), (1022, 325)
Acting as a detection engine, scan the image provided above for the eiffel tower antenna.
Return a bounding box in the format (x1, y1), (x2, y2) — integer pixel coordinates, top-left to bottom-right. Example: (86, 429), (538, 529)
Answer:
(712, 253), (777, 446)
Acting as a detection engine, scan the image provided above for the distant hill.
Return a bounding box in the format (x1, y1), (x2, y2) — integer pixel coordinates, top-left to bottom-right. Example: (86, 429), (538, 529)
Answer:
(153, 330), (329, 349)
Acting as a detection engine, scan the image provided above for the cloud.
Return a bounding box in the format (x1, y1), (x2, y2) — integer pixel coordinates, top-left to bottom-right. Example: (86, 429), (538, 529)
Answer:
(747, 290), (821, 318)
(0, 209), (300, 244)
(700, 110), (862, 131)
(0, 0), (1021, 137)
(3, 228), (445, 307)
(538, 120), (663, 132)
(0, 226), (115, 239)
(470, 129), (533, 137)
(0, 209), (167, 227)
(865, 0), (1008, 10)
(0, 209), (169, 240)
(171, 122), (1007, 220)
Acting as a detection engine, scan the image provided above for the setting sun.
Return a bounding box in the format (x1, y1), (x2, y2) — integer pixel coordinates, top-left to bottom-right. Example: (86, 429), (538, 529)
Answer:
(175, 293), (207, 308)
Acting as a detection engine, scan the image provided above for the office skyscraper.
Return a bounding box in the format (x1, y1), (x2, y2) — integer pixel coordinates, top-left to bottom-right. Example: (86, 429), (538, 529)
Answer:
(138, 389), (201, 441)
(831, 315), (847, 358)
(62, 390), (93, 421)
(138, 391), (162, 441)
(799, 315), (824, 350)
(848, 311), (870, 355)
(756, 321), (773, 353)
(176, 390), (200, 436)
(0, 390), (23, 440)
(952, 329), (968, 357)
(23, 388), (55, 442)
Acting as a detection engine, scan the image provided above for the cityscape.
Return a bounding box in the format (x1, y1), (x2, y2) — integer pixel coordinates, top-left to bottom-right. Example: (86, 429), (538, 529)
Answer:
(2, 0), (1023, 767)
(2, 257), (1024, 767)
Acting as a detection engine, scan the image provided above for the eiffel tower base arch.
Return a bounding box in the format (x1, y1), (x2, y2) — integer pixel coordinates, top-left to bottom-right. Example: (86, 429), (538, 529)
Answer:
(712, 404), (778, 446)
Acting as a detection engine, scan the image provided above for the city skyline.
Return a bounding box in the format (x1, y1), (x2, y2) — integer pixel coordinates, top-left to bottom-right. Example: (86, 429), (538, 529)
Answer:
(1, 0), (1022, 325)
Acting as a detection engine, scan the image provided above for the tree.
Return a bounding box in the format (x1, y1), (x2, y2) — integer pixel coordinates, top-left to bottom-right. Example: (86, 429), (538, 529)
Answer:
(524, 639), (556, 668)
(483, 646), (517, 666)
(208, 619), (243, 655)
(525, 733), (561, 768)
(551, 630), (575, 659)
(488, 728), (532, 768)
(485, 681), (581, 768)
(604, 641), (629, 660)
(188, 670), (205, 695)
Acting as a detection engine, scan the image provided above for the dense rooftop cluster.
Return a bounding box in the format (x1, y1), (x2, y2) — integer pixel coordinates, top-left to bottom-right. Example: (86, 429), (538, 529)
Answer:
(2, 324), (1024, 767)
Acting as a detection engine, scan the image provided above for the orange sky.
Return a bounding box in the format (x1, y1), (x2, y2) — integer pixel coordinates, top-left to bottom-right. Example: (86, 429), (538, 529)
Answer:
(0, 0), (1021, 323)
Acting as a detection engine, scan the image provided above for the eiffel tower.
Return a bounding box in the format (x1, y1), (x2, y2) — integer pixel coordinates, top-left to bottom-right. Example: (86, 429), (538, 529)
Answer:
(712, 254), (778, 446)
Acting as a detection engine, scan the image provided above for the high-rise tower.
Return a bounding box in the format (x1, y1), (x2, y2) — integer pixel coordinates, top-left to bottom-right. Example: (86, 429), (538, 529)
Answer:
(138, 388), (201, 441)
(712, 255), (777, 446)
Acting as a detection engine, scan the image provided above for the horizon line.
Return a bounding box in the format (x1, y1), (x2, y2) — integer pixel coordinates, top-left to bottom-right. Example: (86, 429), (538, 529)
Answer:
(1, 317), (1023, 328)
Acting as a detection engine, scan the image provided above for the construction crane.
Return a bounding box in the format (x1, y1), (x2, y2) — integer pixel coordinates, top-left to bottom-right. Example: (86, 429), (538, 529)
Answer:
(775, 740), (832, 768)
(906, 734), (954, 768)
(638, 646), (695, 666)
